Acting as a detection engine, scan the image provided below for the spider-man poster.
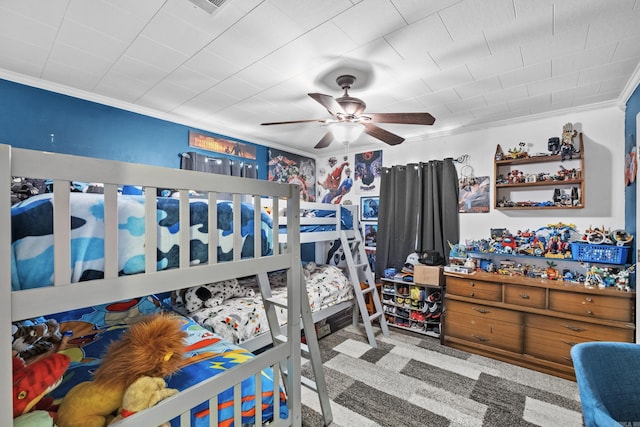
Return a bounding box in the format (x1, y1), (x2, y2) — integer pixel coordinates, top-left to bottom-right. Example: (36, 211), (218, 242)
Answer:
(354, 150), (382, 192)
(316, 156), (353, 204)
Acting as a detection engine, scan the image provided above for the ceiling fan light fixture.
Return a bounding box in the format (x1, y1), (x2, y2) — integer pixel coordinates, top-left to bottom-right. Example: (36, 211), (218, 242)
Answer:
(329, 121), (365, 144)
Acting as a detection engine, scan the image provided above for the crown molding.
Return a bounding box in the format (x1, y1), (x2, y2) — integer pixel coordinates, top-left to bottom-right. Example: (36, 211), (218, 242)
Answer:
(0, 69), (318, 159)
(402, 100), (619, 144)
(617, 61), (640, 111)
(2, 68), (632, 161)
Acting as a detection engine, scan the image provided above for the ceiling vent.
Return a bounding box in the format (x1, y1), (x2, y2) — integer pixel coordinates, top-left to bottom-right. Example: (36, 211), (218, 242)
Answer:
(188, 0), (228, 14)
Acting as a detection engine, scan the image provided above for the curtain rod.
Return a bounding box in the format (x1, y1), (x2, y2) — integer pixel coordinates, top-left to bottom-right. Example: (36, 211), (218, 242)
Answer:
(452, 154), (469, 164)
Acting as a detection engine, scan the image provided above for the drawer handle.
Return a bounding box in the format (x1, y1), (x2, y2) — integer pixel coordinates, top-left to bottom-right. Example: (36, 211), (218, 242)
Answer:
(520, 293), (529, 299)
(585, 297), (593, 302)
(586, 310), (594, 315)
(469, 282), (475, 287)
(562, 324), (586, 332)
(472, 307), (491, 314)
(473, 335), (489, 342)
(469, 292), (475, 297)
(561, 340), (578, 347)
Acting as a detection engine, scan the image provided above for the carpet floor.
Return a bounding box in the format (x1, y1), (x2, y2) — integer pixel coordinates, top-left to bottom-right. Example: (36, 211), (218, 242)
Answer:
(300, 325), (583, 427)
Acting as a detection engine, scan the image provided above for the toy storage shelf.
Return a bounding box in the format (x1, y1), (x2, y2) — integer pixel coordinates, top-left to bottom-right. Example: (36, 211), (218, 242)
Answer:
(495, 179), (583, 189)
(494, 133), (584, 210)
(380, 278), (443, 340)
(465, 250), (632, 267)
(495, 152), (583, 166)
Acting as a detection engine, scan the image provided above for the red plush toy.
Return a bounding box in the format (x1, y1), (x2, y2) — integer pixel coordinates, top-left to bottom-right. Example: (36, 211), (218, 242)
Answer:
(13, 353), (70, 418)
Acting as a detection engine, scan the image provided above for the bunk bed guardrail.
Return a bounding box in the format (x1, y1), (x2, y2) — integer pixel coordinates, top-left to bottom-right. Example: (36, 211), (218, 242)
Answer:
(1, 144), (303, 427)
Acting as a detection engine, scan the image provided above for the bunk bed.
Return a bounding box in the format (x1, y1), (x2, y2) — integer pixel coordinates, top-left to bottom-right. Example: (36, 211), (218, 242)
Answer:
(169, 201), (360, 352)
(2, 144), (303, 427)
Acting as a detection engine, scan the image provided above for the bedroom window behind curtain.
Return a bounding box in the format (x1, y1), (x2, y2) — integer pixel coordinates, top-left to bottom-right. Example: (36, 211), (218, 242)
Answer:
(375, 159), (460, 279)
(180, 152), (257, 199)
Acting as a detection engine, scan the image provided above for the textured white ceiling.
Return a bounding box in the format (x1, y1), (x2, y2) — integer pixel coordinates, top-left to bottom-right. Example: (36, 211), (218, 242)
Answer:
(1, 0), (639, 154)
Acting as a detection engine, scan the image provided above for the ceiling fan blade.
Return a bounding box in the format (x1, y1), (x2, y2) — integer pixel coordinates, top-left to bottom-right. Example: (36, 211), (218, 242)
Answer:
(261, 119), (327, 126)
(308, 93), (345, 117)
(365, 112), (436, 125)
(363, 123), (405, 146)
(314, 131), (334, 149)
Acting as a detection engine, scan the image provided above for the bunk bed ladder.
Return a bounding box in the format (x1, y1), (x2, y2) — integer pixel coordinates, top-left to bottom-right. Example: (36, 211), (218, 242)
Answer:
(257, 272), (333, 426)
(340, 229), (389, 348)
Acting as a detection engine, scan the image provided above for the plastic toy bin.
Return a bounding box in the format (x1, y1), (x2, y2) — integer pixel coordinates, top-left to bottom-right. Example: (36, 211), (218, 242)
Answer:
(571, 243), (630, 265)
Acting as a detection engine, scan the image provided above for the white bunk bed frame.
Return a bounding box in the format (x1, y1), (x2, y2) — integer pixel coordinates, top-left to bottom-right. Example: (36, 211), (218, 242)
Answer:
(1, 144), (303, 427)
(287, 201), (388, 348)
(240, 201), (360, 353)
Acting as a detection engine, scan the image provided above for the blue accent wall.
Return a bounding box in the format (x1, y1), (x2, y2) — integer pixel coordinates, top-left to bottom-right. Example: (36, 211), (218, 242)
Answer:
(625, 84), (640, 260)
(0, 79), (268, 178)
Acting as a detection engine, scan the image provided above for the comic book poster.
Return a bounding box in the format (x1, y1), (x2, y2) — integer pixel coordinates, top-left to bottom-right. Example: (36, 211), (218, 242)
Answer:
(316, 156), (353, 204)
(268, 148), (316, 201)
(354, 150), (382, 192)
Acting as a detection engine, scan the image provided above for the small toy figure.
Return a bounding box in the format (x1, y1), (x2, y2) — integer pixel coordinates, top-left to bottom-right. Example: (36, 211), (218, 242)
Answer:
(545, 261), (559, 280)
(548, 137), (560, 155)
(448, 241), (467, 259)
(508, 142), (528, 159)
(560, 122), (579, 161)
(615, 265), (635, 292)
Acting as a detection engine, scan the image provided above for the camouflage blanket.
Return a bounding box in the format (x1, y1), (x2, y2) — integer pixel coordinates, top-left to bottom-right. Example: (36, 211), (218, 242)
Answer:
(11, 193), (273, 290)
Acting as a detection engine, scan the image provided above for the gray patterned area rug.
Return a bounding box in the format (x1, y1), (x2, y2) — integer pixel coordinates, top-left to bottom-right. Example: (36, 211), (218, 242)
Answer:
(300, 325), (584, 427)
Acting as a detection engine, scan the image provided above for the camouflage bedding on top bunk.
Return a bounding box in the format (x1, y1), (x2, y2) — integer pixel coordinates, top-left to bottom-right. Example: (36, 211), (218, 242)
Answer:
(10, 193), (273, 290)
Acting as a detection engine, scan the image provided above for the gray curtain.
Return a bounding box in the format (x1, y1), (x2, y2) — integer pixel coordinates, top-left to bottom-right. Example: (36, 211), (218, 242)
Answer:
(375, 159), (460, 279)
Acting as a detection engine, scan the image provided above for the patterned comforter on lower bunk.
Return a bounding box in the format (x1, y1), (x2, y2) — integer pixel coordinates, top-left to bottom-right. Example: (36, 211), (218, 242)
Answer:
(11, 193), (273, 290)
(17, 296), (287, 426)
(172, 263), (353, 345)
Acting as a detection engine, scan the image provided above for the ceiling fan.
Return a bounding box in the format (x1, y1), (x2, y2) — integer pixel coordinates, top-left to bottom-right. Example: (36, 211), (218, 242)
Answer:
(261, 75), (436, 149)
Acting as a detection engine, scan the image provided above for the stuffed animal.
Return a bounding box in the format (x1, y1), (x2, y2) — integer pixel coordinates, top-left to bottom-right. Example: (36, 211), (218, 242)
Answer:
(109, 376), (177, 427)
(13, 410), (55, 427)
(183, 279), (255, 313)
(56, 313), (187, 427)
(13, 353), (70, 419)
(12, 319), (63, 361)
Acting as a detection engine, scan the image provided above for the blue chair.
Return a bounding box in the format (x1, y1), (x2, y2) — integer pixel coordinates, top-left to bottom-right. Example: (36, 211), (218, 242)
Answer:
(571, 341), (640, 427)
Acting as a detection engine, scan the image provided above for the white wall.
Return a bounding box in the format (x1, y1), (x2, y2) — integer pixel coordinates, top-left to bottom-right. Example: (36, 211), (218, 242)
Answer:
(367, 105), (626, 242)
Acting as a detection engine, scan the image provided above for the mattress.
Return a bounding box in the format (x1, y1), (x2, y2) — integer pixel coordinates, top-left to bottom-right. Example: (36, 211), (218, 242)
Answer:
(279, 206), (354, 234)
(33, 296), (287, 426)
(173, 264), (353, 345)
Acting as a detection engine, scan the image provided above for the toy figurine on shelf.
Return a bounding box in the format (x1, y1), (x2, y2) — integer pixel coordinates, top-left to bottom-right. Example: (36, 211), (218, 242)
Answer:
(545, 261), (559, 280)
(448, 241), (467, 259)
(535, 222), (577, 258)
(581, 225), (613, 245)
(560, 122), (579, 161)
(508, 142), (529, 159)
(584, 264), (611, 288)
(615, 265), (635, 292)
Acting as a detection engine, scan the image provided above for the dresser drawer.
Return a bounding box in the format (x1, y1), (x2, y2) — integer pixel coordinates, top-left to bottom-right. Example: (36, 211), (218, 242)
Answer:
(446, 299), (522, 324)
(446, 312), (523, 353)
(548, 290), (633, 322)
(525, 313), (634, 342)
(447, 277), (501, 301)
(525, 327), (593, 366)
(504, 285), (546, 309)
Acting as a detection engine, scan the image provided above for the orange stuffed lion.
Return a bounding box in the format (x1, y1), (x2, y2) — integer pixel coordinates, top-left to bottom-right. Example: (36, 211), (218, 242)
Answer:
(56, 313), (187, 427)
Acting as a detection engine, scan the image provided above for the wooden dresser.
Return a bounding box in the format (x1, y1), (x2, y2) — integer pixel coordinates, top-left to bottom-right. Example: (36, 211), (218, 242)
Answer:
(443, 271), (636, 380)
